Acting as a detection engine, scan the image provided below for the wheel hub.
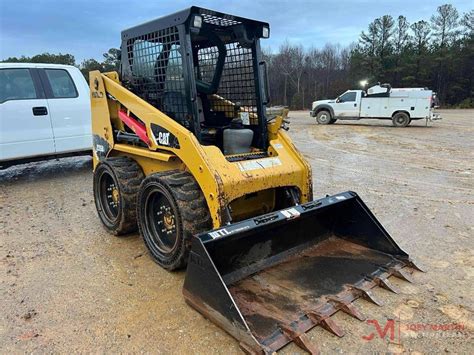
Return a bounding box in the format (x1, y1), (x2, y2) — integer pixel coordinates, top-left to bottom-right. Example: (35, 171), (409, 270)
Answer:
(111, 187), (119, 204)
(162, 210), (175, 231)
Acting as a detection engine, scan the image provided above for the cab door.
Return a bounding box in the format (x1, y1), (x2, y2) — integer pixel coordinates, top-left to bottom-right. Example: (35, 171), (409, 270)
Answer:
(334, 91), (359, 118)
(38, 67), (91, 154)
(0, 67), (55, 161)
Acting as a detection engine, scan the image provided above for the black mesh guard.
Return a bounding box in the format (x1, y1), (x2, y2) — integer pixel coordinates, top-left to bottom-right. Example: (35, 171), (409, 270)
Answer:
(196, 42), (258, 125)
(125, 27), (193, 130)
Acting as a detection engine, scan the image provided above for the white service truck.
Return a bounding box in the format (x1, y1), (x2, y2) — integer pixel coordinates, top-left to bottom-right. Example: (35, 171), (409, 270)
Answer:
(0, 63), (91, 168)
(310, 84), (441, 127)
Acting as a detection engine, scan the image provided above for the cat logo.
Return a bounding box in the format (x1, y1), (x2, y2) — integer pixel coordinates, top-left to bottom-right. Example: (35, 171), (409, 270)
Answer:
(157, 132), (170, 146)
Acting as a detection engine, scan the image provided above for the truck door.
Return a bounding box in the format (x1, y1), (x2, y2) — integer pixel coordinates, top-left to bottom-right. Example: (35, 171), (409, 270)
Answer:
(334, 91), (359, 118)
(38, 67), (91, 153)
(0, 67), (55, 161)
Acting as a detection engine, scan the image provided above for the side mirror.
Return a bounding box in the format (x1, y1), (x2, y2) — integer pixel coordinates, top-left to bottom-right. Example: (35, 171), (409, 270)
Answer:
(336, 97), (340, 103)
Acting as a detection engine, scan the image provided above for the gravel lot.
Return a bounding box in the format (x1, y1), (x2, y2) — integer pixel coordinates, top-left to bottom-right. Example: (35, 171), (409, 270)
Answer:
(1, 109), (472, 353)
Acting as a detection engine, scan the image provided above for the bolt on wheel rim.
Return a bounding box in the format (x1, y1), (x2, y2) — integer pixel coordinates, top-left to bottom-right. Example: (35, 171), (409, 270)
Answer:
(146, 190), (178, 254)
(99, 171), (119, 221)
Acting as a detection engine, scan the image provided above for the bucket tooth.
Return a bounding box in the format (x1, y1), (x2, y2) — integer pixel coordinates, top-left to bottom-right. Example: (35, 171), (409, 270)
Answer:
(391, 267), (414, 283)
(293, 333), (319, 355)
(406, 259), (425, 273)
(328, 297), (366, 321)
(374, 276), (399, 294)
(280, 325), (320, 355)
(306, 312), (345, 338)
(352, 286), (383, 306)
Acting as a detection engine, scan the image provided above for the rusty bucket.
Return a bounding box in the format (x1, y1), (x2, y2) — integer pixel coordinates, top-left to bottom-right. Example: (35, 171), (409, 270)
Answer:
(183, 191), (421, 353)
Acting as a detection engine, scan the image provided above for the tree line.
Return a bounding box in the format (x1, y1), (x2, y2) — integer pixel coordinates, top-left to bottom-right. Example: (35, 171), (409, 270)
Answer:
(2, 49), (121, 81)
(3, 4), (472, 108)
(264, 4), (473, 108)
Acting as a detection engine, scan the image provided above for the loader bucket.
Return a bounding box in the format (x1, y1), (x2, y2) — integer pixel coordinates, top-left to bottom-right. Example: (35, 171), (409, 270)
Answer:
(183, 191), (421, 354)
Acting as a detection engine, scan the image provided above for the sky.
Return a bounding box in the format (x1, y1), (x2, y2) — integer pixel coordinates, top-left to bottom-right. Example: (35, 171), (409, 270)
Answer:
(0, 0), (472, 63)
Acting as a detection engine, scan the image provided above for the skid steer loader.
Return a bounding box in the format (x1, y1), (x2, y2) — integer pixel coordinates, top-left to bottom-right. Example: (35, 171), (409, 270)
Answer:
(90, 6), (422, 354)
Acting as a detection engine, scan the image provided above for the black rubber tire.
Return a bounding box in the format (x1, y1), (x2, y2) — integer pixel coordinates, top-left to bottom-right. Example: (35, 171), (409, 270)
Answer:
(328, 118), (337, 124)
(137, 170), (212, 270)
(316, 110), (332, 124)
(392, 112), (410, 127)
(93, 156), (144, 235)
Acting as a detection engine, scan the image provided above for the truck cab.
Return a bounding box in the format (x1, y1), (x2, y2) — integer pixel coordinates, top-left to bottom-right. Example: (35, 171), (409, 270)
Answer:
(0, 63), (92, 167)
(310, 90), (362, 123)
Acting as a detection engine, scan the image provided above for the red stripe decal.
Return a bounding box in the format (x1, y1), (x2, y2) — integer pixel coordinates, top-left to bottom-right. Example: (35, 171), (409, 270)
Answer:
(118, 110), (151, 146)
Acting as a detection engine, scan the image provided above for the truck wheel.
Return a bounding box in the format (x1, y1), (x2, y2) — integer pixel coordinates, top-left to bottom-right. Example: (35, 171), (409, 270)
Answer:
(137, 170), (212, 270)
(392, 112), (410, 127)
(93, 156), (144, 235)
(316, 110), (332, 124)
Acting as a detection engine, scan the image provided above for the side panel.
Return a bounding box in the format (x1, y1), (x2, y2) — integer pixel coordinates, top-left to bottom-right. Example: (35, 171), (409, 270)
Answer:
(40, 67), (92, 153)
(360, 97), (382, 118)
(0, 68), (56, 161)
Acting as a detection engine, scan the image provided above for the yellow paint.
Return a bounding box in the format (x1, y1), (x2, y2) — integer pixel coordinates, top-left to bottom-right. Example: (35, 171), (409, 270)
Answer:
(90, 71), (312, 228)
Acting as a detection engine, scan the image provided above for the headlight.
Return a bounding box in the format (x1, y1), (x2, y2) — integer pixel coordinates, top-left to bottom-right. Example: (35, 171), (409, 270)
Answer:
(193, 15), (203, 28)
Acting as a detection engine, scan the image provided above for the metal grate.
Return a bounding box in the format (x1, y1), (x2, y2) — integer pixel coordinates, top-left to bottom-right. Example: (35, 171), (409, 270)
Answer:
(201, 11), (241, 27)
(125, 27), (192, 129)
(197, 42), (258, 125)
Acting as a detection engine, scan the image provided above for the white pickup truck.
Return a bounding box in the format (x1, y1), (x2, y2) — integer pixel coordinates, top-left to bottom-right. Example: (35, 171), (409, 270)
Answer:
(310, 84), (441, 127)
(0, 63), (91, 168)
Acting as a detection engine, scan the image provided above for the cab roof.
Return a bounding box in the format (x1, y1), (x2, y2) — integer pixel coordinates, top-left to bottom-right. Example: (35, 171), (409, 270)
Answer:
(122, 6), (269, 40)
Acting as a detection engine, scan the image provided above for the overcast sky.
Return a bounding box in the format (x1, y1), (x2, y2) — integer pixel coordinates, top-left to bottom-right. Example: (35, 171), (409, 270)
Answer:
(0, 0), (472, 63)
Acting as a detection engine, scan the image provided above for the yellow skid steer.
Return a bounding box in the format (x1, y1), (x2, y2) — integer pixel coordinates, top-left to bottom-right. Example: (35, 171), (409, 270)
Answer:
(89, 6), (421, 353)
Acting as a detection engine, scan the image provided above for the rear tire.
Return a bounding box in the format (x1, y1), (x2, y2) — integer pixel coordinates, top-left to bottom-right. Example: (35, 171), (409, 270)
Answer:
(93, 156), (144, 235)
(392, 112), (410, 127)
(137, 170), (212, 270)
(316, 110), (332, 124)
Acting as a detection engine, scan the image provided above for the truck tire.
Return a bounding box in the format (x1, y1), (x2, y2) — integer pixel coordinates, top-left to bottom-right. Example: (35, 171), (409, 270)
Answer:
(137, 170), (212, 270)
(93, 156), (144, 235)
(392, 112), (410, 127)
(316, 110), (332, 124)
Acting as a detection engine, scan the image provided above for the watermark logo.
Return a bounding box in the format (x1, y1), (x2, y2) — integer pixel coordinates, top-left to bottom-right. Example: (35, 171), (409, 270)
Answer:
(362, 318), (467, 343)
(362, 319), (396, 342)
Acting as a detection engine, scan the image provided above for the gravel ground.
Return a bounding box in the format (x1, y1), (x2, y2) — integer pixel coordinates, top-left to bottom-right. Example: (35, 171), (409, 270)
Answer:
(1, 109), (472, 353)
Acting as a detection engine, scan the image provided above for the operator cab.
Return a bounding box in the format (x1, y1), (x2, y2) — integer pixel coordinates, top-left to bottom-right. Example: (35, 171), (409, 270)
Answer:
(120, 7), (270, 156)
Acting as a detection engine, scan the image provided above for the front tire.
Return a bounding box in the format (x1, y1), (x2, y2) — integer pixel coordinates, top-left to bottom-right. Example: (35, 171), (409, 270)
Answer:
(392, 112), (410, 127)
(137, 170), (212, 270)
(93, 156), (144, 235)
(316, 110), (332, 124)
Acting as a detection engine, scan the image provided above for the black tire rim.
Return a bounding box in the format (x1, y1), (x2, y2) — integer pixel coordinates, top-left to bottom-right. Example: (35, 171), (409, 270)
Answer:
(144, 186), (178, 255)
(98, 170), (119, 222)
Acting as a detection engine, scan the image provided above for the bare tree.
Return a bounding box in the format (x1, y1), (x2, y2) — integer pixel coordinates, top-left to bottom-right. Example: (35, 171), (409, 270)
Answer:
(460, 10), (474, 36)
(377, 15), (395, 59)
(431, 4), (459, 47)
(411, 20), (431, 54)
(394, 16), (410, 54)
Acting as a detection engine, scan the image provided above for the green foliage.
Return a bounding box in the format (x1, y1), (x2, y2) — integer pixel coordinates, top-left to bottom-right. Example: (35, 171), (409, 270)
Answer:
(2, 53), (75, 65)
(349, 4), (473, 107)
(1, 49), (121, 83)
(457, 97), (474, 108)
